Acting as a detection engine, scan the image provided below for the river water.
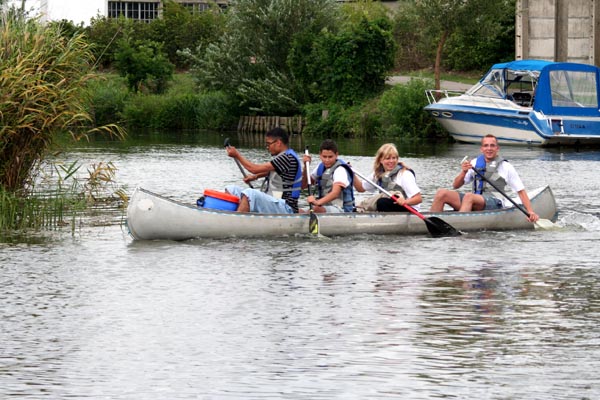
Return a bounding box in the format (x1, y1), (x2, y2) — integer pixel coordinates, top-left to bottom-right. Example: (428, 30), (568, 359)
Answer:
(2, 132), (600, 399)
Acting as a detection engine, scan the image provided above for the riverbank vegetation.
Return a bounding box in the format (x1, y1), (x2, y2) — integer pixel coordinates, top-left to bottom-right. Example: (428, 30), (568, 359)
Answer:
(75, 0), (514, 138)
(0, 11), (125, 230)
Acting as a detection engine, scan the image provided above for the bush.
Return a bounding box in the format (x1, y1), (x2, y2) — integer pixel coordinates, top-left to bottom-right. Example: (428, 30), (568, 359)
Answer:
(377, 78), (443, 138)
(301, 79), (447, 140)
(85, 75), (130, 126)
(121, 91), (238, 131)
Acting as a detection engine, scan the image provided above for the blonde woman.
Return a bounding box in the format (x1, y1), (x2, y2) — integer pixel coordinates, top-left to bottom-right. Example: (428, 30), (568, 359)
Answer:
(354, 143), (422, 212)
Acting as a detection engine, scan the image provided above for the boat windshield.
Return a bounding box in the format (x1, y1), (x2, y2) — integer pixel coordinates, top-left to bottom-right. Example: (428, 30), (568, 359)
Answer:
(550, 70), (598, 108)
(469, 68), (538, 104)
(469, 68), (505, 98)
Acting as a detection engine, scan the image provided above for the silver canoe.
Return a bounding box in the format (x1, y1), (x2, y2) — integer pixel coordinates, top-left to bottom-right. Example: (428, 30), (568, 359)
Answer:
(126, 186), (558, 240)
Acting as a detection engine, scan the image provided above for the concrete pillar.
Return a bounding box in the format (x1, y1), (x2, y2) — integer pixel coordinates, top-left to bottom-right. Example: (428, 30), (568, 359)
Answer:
(555, 0), (569, 61)
(516, 0), (530, 60)
(595, 0), (600, 66)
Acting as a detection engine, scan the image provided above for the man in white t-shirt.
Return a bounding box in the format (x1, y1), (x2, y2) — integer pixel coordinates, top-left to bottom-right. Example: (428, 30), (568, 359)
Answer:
(430, 134), (539, 223)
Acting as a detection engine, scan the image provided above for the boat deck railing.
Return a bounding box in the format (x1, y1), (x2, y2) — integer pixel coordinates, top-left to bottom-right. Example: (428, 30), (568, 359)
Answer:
(425, 89), (466, 104)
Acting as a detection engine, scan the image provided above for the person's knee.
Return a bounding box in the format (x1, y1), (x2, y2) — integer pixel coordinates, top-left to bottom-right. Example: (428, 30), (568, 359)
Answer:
(237, 194), (250, 212)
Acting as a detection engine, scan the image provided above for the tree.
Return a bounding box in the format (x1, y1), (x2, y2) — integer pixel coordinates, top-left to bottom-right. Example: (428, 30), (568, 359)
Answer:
(415, 0), (511, 89)
(187, 0), (341, 115)
(114, 38), (174, 93)
(296, 16), (396, 105)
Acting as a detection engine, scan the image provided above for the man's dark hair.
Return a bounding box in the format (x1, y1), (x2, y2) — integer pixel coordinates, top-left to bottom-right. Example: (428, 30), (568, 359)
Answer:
(319, 139), (338, 153)
(266, 127), (289, 145)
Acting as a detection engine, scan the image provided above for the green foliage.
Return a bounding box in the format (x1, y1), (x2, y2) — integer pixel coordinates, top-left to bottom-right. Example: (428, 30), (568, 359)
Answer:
(121, 91), (237, 131)
(377, 78), (441, 138)
(0, 13), (124, 193)
(85, 74), (130, 126)
(152, 0), (226, 68)
(86, 4), (225, 70)
(114, 38), (174, 93)
(85, 15), (131, 69)
(302, 78), (447, 140)
(391, 2), (432, 70)
(302, 103), (357, 137)
(302, 16), (396, 105)
(444, 0), (516, 70)
(391, 0), (515, 72)
(238, 70), (302, 115)
(0, 185), (85, 231)
(193, 91), (239, 130)
(187, 0), (340, 115)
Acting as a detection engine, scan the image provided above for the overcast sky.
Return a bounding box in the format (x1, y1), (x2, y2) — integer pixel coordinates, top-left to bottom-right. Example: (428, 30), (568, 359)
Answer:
(7, 0), (105, 25)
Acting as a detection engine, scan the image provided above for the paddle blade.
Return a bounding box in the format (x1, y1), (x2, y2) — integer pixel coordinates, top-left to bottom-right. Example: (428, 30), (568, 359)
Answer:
(309, 211), (319, 235)
(425, 216), (461, 237)
(534, 218), (559, 230)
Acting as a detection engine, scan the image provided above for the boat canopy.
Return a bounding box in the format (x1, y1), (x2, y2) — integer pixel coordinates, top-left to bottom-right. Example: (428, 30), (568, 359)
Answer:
(469, 60), (600, 116)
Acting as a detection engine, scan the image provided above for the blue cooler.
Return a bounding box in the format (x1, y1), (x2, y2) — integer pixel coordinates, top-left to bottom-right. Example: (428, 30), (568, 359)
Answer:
(199, 189), (239, 211)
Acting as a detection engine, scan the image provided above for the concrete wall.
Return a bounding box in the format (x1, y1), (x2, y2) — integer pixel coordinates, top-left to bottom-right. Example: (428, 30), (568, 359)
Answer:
(516, 0), (600, 66)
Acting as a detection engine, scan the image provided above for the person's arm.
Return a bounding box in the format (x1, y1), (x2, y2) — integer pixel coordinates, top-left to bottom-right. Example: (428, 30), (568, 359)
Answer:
(354, 177), (365, 192)
(517, 190), (539, 222)
(394, 173), (422, 207)
(226, 145), (274, 175)
(311, 184), (343, 206)
(452, 159), (473, 189)
(395, 192), (422, 207)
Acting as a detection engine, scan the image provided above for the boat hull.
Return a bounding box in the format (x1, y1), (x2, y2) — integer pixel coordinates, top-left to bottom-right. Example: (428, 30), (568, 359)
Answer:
(425, 100), (600, 147)
(126, 186), (558, 240)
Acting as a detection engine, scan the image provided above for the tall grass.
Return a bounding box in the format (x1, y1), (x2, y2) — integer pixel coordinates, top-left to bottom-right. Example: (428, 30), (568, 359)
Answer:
(0, 187), (85, 231)
(0, 14), (125, 193)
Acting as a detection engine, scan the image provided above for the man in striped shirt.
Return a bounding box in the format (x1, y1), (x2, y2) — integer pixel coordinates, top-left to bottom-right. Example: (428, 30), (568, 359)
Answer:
(225, 128), (302, 213)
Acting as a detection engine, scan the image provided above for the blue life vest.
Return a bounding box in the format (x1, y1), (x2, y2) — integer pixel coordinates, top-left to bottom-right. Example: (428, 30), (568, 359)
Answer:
(473, 154), (507, 195)
(316, 159), (355, 212)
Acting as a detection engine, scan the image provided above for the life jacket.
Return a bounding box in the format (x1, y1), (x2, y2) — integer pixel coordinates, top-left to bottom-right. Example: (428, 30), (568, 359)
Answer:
(263, 149), (303, 199)
(316, 159), (355, 212)
(472, 154), (507, 195)
(377, 163), (415, 199)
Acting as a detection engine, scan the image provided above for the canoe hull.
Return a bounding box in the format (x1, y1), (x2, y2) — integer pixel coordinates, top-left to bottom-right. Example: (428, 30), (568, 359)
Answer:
(126, 186), (558, 240)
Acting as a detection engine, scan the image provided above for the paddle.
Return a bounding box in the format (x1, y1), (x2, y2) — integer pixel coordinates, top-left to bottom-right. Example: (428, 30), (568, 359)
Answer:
(352, 169), (461, 238)
(304, 146), (320, 235)
(224, 138), (254, 188)
(468, 160), (556, 230)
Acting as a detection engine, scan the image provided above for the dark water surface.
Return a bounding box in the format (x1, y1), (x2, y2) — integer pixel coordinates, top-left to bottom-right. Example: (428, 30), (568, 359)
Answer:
(2, 132), (600, 399)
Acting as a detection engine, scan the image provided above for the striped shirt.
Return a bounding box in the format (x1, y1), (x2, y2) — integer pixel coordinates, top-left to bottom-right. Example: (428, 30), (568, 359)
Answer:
(270, 151), (301, 213)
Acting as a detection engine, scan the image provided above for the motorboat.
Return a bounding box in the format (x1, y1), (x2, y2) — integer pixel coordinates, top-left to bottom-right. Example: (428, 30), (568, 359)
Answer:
(424, 60), (600, 146)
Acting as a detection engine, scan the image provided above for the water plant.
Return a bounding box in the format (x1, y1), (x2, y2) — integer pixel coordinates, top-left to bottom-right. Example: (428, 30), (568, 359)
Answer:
(0, 13), (125, 194)
(0, 12), (126, 231)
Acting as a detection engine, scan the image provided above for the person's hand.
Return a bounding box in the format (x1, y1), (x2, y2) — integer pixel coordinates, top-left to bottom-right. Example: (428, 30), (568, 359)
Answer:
(527, 211), (539, 223)
(461, 159), (472, 173)
(307, 195), (317, 206)
(302, 154), (312, 163)
(391, 192), (405, 206)
(393, 196), (406, 206)
(226, 146), (239, 158)
(243, 174), (257, 183)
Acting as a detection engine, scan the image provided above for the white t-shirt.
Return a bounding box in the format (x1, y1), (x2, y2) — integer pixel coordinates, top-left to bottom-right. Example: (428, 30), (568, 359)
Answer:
(464, 159), (525, 207)
(360, 170), (422, 211)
